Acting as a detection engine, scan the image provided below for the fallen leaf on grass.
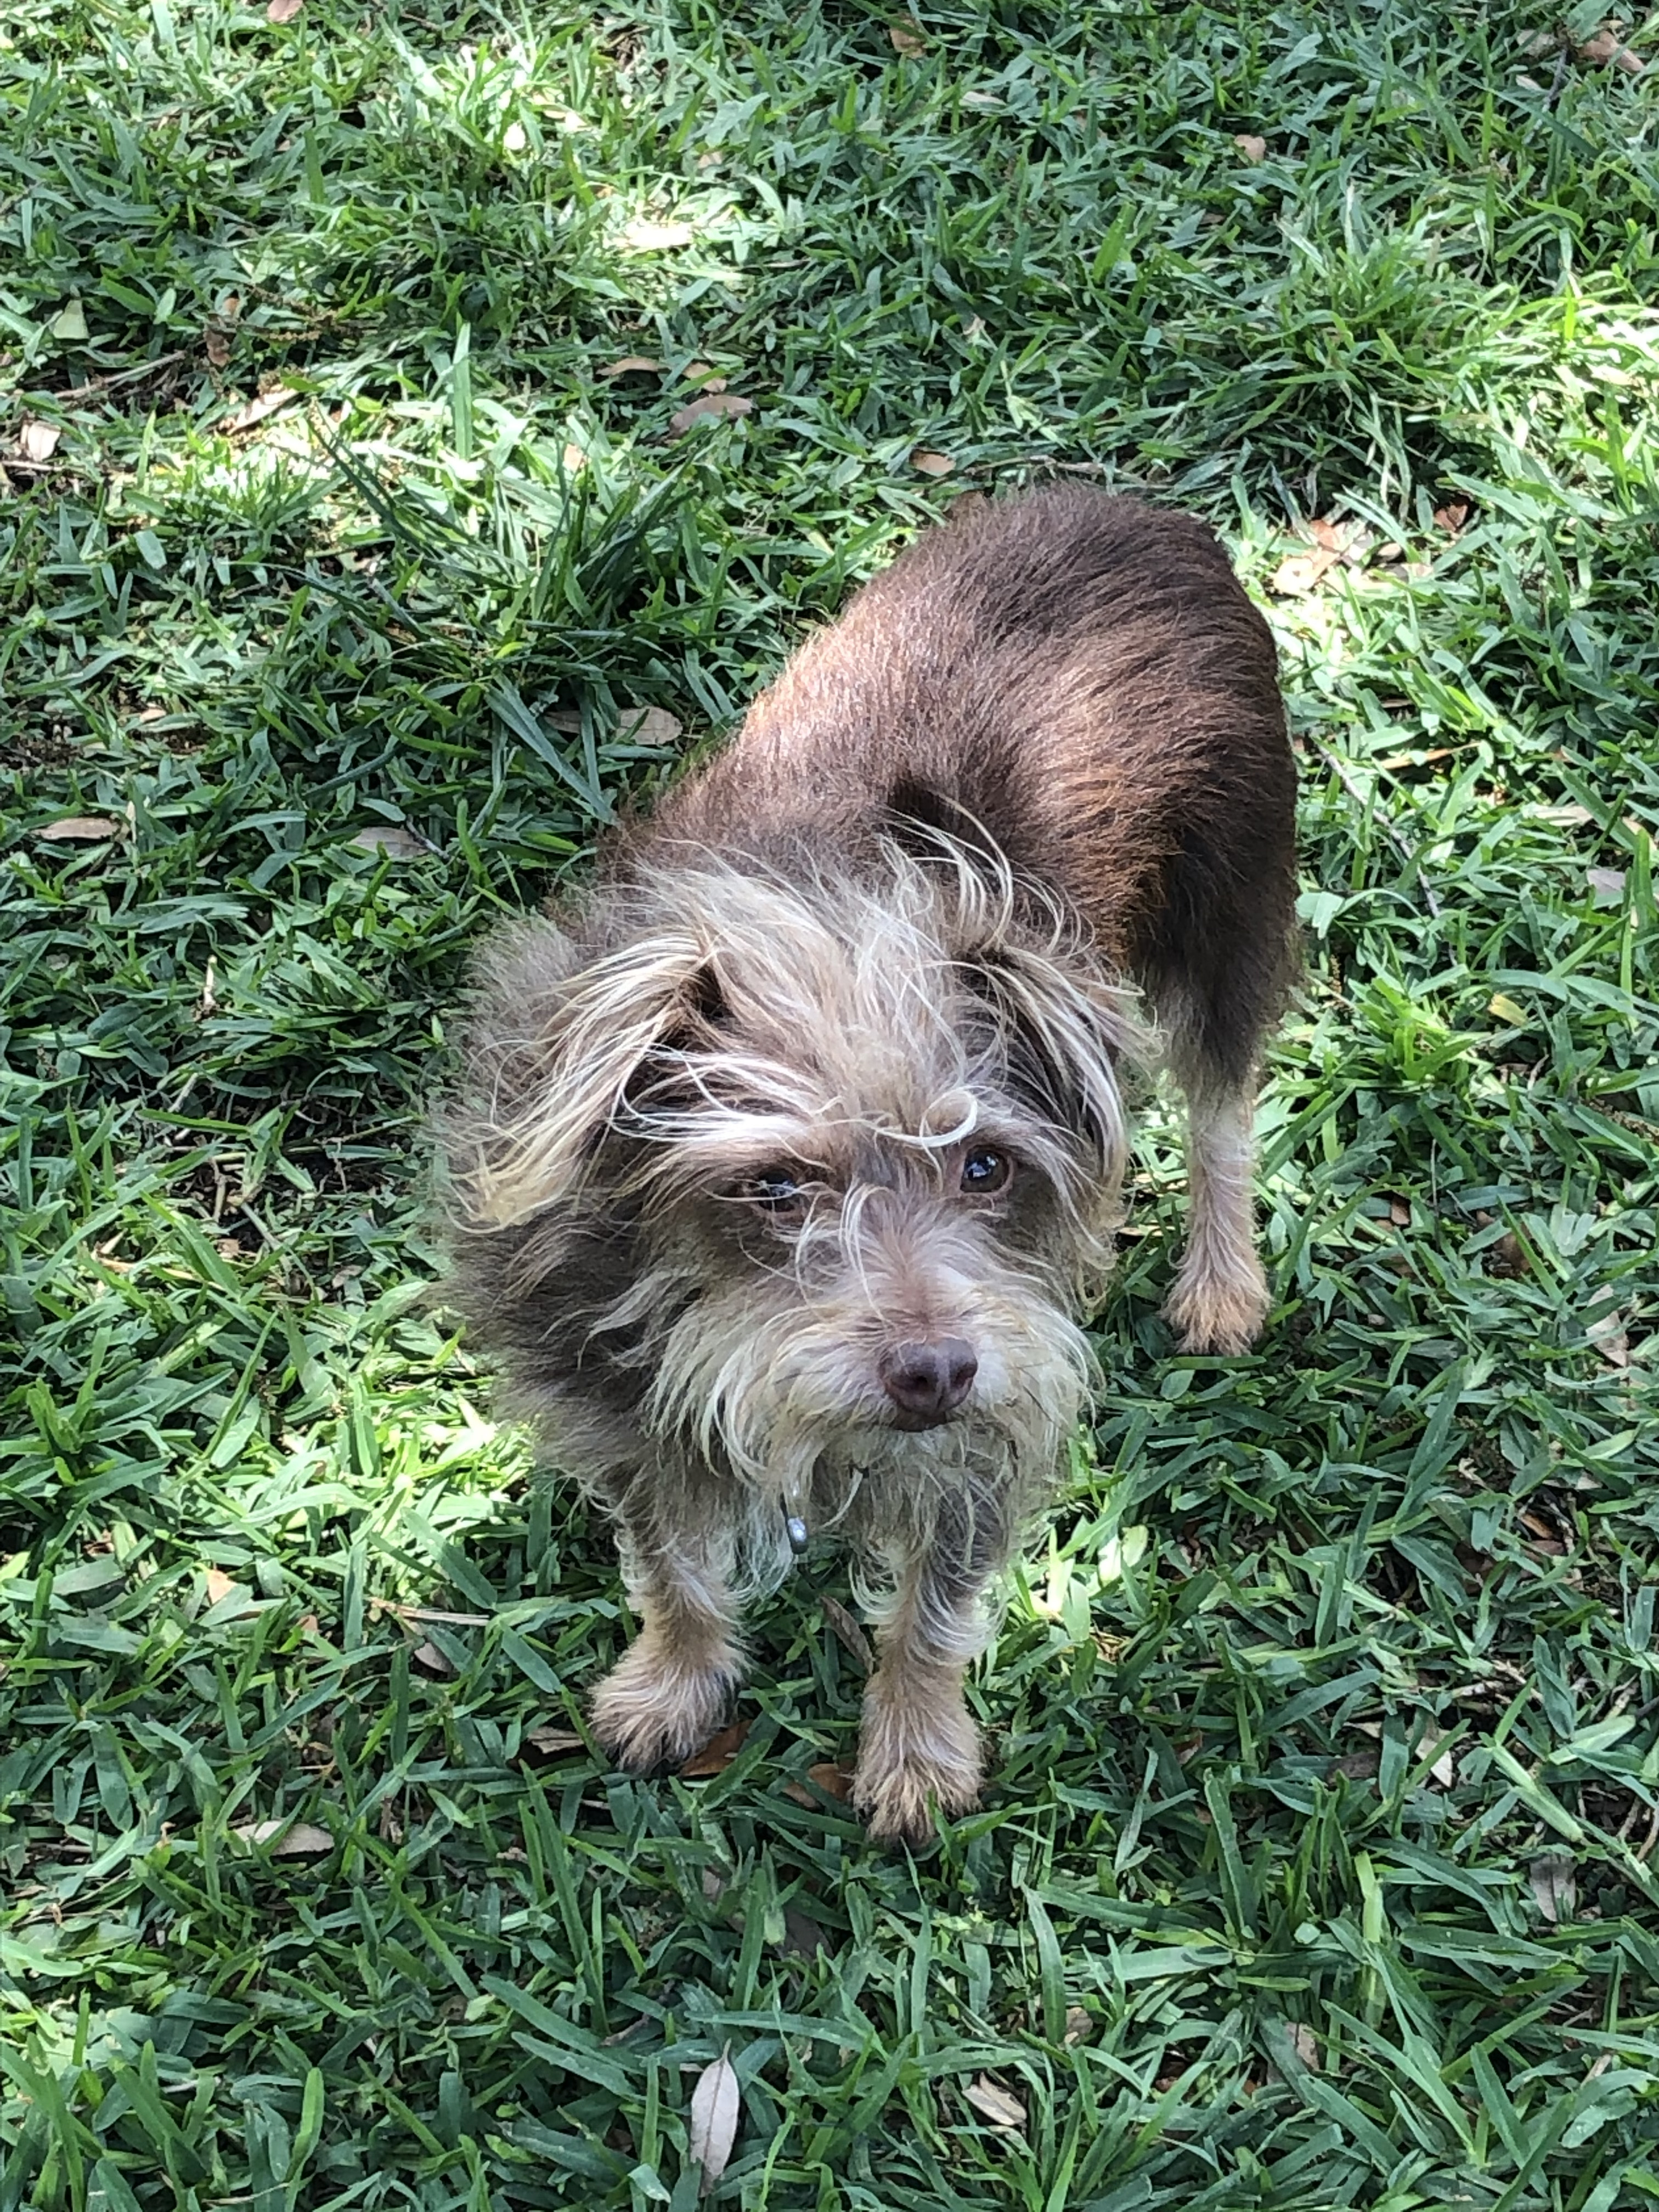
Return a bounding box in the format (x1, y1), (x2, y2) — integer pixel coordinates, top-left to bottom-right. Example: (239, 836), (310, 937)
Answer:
(1488, 1230), (1529, 1279)
(1588, 866), (1627, 902)
(678, 1719), (750, 1778)
(267, 0), (303, 21)
(1416, 1725), (1457, 1787)
(601, 356), (662, 377)
(1269, 548), (1338, 596)
(204, 1569), (256, 1615)
(19, 420), (61, 462)
(40, 816), (121, 842)
(1287, 2024), (1321, 2069)
(1488, 992), (1528, 1025)
(911, 448), (955, 476)
(617, 704), (682, 747)
(52, 300), (88, 342)
(964, 2077), (1026, 2130)
(688, 2047), (741, 2194)
(669, 393), (753, 436)
(413, 1640), (455, 1675)
(782, 1762), (856, 1808)
(1063, 2007), (1093, 2045)
(1587, 1310), (1630, 1369)
(1530, 1852), (1577, 1923)
(224, 383), (300, 435)
(350, 825), (428, 857)
(820, 1594), (873, 1669)
(1579, 28), (1646, 74)
(234, 1819), (331, 1854)
(1432, 500), (1469, 536)
(1232, 133), (1267, 161)
(524, 1726), (585, 1757)
(206, 328), (232, 368)
(889, 19), (926, 54)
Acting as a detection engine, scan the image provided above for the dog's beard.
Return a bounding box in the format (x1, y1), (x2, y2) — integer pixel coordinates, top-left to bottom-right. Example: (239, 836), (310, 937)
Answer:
(609, 1251), (1093, 1594)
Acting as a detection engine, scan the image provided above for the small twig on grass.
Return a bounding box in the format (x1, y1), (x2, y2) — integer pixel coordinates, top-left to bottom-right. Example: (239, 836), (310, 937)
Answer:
(1306, 735), (1443, 917)
(44, 350), (190, 402)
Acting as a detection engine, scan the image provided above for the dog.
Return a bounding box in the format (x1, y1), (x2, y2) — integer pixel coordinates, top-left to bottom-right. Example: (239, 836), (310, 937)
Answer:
(441, 484), (1296, 1844)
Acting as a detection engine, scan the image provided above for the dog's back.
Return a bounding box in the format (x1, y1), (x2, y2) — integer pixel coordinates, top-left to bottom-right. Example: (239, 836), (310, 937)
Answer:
(651, 483), (1296, 1091)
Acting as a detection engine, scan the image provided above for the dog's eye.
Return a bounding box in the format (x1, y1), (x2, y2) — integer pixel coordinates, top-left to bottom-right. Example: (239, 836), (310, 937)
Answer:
(961, 1147), (1012, 1195)
(741, 1168), (806, 1212)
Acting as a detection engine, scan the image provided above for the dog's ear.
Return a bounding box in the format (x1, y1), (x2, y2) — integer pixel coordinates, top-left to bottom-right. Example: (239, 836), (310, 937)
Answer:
(963, 939), (1134, 1170)
(447, 915), (717, 1230)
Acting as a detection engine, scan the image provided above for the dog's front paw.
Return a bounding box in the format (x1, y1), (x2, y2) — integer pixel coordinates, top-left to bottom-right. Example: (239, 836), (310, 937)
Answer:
(1164, 1249), (1269, 1356)
(590, 1639), (742, 1773)
(854, 1669), (981, 1846)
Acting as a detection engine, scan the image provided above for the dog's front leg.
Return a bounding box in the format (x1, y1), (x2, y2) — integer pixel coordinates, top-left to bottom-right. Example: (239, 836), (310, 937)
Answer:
(854, 1514), (996, 1847)
(590, 1517), (744, 1774)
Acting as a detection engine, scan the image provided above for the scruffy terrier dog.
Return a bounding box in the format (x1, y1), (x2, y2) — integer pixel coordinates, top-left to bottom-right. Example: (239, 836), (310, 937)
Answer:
(443, 486), (1296, 1844)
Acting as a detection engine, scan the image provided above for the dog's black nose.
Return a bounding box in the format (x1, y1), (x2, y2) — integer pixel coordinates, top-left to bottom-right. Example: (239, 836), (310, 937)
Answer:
(879, 1337), (978, 1427)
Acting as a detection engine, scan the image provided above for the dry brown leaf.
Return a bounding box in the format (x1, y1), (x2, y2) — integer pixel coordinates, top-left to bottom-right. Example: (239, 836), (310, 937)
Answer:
(224, 383), (300, 435)
(40, 816), (121, 842)
(524, 1725), (585, 1757)
(19, 419), (61, 462)
(678, 1719), (750, 1778)
(206, 328), (232, 368)
(1488, 1229), (1529, 1279)
(1530, 1852), (1577, 1923)
(1588, 866), (1627, 902)
(1062, 2006), (1093, 2046)
(688, 2047), (741, 2194)
(1416, 1725), (1457, 1788)
(413, 1640), (455, 1675)
(204, 1569), (256, 1614)
(964, 2076), (1027, 2130)
(911, 448), (955, 476)
(267, 0), (303, 21)
(820, 1594), (873, 1670)
(889, 19), (926, 54)
(1287, 2023), (1321, 2070)
(235, 1818), (331, 1854)
(350, 825), (427, 857)
(1587, 1310), (1630, 1368)
(1389, 1198), (1410, 1227)
(1580, 28), (1646, 74)
(601, 356), (662, 377)
(1432, 499), (1470, 536)
(669, 393), (754, 437)
(1269, 548), (1338, 596)
(617, 704), (683, 747)
(1233, 133), (1267, 161)
(780, 1905), (828, 1956)
(1307, 516), (1347, 550)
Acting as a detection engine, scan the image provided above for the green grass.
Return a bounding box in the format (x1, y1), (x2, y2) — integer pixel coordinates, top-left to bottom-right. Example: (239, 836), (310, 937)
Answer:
(3, 0), (1658, 2205)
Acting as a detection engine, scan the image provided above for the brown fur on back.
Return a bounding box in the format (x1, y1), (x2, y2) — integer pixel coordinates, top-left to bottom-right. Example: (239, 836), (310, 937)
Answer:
(651, 485), (1296, 1085)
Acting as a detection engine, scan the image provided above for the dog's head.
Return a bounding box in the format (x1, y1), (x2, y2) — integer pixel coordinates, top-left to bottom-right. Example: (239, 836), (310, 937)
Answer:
(447, 831), (1143, 1500)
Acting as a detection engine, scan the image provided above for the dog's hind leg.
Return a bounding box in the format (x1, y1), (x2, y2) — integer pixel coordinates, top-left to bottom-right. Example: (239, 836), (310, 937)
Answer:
(590, 1510), (746, 1773)
(853, 1496), (1007, 1845)
(1163, 1073), (1270, 1357)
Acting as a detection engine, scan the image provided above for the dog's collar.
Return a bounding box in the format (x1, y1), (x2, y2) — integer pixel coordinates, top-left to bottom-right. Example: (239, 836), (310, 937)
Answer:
(782, 1471), (811, 1557)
